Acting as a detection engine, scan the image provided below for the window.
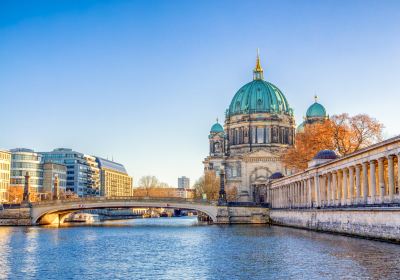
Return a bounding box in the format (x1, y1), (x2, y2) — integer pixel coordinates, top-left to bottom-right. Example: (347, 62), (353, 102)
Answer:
(250, 127), (255, 144)
(257, 127), (264, 143)
(265, 127), (270, 143)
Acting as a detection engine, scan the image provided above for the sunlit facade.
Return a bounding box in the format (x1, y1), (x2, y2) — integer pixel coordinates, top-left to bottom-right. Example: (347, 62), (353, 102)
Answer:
(42, 162), (67, 194)
(10, 148), (43, 202)
(96, 157), (133, 197)
(0, 149), (11, 203)
(204, 54), (296, 202)
(40, 148), (100, 197)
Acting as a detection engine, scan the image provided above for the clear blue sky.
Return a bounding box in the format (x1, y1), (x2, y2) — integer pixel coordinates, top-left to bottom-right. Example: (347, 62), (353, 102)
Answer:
(1, 0), (399, 186)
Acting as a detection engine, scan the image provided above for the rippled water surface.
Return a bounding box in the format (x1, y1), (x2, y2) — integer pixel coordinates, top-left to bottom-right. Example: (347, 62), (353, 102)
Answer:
(1, 217), (400, 280)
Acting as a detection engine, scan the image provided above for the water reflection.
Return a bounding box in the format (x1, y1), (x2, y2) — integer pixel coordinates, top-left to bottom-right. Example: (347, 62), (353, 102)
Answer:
(21, 228), (39, 279)
(1, 217), (400, 280)
(0, 227), (12, 280)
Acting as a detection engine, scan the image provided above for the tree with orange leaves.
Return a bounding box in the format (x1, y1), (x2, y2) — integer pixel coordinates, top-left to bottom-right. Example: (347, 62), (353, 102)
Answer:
(283, 114), (383, 171)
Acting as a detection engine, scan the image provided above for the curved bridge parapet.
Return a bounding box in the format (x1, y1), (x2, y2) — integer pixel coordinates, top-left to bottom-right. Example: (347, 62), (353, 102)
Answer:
(30, 197), (219, 225)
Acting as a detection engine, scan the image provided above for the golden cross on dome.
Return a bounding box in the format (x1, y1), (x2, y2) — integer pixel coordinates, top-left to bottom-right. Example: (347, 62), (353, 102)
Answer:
(253, 49), (264, 80)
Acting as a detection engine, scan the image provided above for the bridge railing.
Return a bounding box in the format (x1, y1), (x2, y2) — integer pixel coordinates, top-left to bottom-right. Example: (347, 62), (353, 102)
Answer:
(30, 196), (216, 206)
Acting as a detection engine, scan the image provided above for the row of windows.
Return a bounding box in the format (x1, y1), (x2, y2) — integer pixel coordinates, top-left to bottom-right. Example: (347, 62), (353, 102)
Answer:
(11, 170), (43, 177)
(0, 163), (10, 170)
(0, 173), (10, 180)
(11, 154), (40, 161)
(11, 162), (42, 169)
(228, 126), (294, 145)
(0, 181), (9, 189)
(0, 153), (11, 161)
(10, 178), (43, 185)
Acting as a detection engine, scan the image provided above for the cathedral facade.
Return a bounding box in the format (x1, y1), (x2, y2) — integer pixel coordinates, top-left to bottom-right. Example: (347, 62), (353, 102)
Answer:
(204, 54), (297, 203)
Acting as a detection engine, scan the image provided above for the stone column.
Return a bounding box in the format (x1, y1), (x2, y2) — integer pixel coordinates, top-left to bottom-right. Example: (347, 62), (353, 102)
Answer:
(355, 164), (361, 204)
(348, 167), (354, 205)
(314, 175), (320, 207)
(388, 155), (395, 203)
(362, 162), (368, 204)
(307, 178), (312, 208)
(337, 171), (342, 206)
(378, 157), (385, 203)
(53, 174), (59, 201)
(332, 172), (337, 206)
(342, 168), (348, 206)
(320, 175), (326, 207)
(398, 154), (400, 198)
(22, 172), (30, 204)
(327, 173), (331, 206)
(370, 160), (376, 204)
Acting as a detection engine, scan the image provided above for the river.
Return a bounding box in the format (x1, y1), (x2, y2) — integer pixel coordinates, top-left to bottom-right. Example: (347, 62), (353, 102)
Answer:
(0, 217), (399, 280)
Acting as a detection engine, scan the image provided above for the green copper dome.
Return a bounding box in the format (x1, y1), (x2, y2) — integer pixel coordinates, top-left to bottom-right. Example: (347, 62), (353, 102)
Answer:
(210, 122), (224, 133)
(306, 99), (327, 118)
(228, 54), (292, 117)
(297, 121), (305, 133)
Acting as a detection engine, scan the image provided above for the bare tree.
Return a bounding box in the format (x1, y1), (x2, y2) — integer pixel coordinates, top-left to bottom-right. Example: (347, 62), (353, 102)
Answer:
(139, 175), (159, 196)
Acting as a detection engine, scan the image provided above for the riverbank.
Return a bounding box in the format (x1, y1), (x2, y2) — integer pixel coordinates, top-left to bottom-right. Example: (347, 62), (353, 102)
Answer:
(269, 207), (400, 243)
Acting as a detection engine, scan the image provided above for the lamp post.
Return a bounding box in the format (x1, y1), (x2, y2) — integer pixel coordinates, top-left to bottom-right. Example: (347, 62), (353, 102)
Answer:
(218, 169), (227, 205)
(22, 171), (30, 205)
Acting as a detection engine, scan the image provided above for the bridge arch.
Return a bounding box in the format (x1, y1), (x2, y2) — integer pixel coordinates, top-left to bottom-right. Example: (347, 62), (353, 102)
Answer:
(31, 199), (219, 225)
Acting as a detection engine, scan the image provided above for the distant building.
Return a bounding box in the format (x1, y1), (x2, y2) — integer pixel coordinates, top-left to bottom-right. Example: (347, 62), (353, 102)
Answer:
(40, 148), (100, 197)
(96, 157), (133, 197)
(10, 148), (43, 202)
(0, 149), (11, 203)
(132, 187), (195, 199)
(42, 162), (67, 194)
(178, 176), (190, 189)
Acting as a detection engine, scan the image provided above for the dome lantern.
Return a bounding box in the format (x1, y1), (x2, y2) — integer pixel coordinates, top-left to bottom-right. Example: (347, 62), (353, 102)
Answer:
(253, 49), (264, 80)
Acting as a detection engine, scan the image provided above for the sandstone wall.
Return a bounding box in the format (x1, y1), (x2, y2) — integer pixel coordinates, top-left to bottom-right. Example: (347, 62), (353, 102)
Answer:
(0, 208), (32, 226)
(269, 208), (400, 242)
(216, 206), (269, 224)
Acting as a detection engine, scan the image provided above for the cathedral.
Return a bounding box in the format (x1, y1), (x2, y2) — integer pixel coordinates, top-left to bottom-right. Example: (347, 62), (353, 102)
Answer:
(203, 53), (327, 203)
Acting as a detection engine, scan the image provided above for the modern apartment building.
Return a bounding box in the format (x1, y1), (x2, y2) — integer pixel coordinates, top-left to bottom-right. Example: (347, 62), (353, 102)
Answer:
(0, 149), (11, 203)
(40, 148), (100, 197)
(42, 162), (67, 194)
(96, 157), (133, 197)
(9, 148), (43, 202)
(178, 176), (190, 189)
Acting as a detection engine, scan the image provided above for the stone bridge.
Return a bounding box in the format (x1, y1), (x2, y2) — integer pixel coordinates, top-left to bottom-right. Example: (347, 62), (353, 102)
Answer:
(29, 197), (269, 225)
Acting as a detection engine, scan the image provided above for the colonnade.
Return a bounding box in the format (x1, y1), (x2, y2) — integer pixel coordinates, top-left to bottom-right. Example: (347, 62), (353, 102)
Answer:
(269, 151), (400, 209)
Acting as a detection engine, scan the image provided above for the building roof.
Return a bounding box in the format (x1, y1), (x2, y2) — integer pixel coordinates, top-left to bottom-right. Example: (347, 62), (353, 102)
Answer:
(210, 122), (224, 133)
(313, 150), (338, 160)
(269, 172), (285, 180)
(96, 157), (128, 174)
(10, 148), (35, 153)
(306, 97), (327, 119)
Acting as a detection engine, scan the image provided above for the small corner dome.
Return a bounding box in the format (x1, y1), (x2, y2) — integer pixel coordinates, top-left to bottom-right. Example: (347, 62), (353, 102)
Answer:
(269, 172), (284, 180)
(210, 122), (224, 133)
(296, 122), (305, 133)
(306, 102), (327, 118)
(313, 150), (338, 160)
